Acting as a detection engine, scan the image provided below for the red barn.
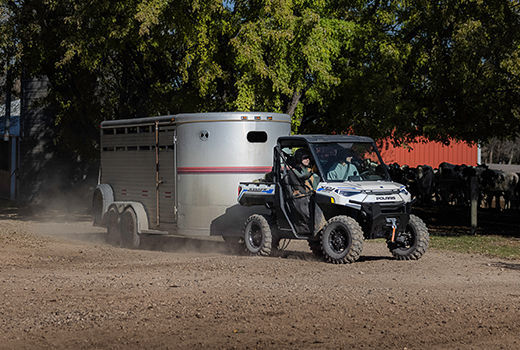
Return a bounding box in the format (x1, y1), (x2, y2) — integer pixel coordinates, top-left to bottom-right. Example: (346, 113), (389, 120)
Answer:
(378, 138), (479, 168)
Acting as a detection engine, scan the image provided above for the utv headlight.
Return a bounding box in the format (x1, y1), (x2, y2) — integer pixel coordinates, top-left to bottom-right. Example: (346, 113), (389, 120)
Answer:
(339, 190), (362, 197)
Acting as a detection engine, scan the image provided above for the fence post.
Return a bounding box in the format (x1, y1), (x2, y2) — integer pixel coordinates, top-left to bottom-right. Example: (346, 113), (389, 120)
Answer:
(470, 176), (478, 234)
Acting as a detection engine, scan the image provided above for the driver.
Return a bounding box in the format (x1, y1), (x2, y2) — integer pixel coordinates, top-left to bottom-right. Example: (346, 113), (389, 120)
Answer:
(327, 148), (359, 181)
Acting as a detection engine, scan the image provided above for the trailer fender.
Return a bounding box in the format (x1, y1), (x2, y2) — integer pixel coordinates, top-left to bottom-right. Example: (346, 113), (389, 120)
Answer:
(104, 201), (149, 233)
(92, 184), (114, 226)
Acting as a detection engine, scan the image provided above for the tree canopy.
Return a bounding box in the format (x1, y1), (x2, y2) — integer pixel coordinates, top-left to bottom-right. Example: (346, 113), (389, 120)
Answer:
(2, 0), (520, 160)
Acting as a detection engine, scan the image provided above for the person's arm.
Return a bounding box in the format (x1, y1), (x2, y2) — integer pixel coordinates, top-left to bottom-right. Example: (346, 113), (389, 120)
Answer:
(327, 168), (337, 180)
(292, 166), (312, 180)
(349, 164), (359, 177)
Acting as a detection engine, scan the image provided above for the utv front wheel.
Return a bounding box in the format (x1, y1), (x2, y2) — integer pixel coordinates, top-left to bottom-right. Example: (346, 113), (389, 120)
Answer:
(320, 216), (364, 264)
(388, 214), (429, 260)
(243, 214), (272, 256)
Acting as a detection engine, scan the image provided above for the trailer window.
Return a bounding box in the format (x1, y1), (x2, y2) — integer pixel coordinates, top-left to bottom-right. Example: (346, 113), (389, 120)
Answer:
(247, 131), (268, 143)
(139, 145), (151, 151)
(139, 126), (151, 133)
(127, 127), (137, 134)
(115, 128), (126, 135)
(102, 128), (114, 135)
(127, 146), (138, 151)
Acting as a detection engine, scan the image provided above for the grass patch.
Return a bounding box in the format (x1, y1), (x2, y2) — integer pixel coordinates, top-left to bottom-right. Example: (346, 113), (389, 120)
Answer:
(430, 235), (520, 260)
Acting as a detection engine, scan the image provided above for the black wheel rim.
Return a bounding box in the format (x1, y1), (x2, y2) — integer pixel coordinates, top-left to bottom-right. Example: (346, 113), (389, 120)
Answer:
(328, 224), (351, 254)
(247, 222), (263, 250)
(397, 224), (417, 250)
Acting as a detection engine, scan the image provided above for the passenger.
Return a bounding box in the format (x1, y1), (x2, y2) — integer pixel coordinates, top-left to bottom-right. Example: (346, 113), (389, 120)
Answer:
(291, 148), (320, 195)
(327, 149), (359, 181)
(287, 148), (325, 234)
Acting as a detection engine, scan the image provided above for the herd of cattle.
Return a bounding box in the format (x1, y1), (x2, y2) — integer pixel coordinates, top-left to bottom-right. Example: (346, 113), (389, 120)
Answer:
(387, 162), (520, 210)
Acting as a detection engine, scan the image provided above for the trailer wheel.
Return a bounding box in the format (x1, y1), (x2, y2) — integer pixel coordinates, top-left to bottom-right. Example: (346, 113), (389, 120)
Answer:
(388, 214), (429, 260)
(320, 216), (363, 264)
(105, 207), (120, 246)
(243, 214), (272, 256)
(120, 207), (140, 249)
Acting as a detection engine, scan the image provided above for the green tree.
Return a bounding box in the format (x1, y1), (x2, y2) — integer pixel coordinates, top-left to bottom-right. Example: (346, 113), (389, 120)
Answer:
(230, 0), (357, 131)
(322, 0), (520, 144)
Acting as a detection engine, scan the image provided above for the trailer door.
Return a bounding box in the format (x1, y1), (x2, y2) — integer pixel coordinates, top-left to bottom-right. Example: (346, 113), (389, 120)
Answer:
(157, 124), (176, 224)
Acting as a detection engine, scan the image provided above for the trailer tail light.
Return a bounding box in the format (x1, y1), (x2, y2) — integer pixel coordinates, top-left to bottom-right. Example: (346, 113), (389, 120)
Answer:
(241, 116), (248, 120)
(254, 116), (261, 120)
(267, 116), (273, 120)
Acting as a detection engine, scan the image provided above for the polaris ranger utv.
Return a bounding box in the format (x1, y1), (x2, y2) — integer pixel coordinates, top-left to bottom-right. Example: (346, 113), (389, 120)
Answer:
(237, 135), (429, 264)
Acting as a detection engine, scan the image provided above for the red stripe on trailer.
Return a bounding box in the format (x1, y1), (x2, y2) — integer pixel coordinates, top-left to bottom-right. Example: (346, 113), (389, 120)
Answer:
(177, 166), (272, 174)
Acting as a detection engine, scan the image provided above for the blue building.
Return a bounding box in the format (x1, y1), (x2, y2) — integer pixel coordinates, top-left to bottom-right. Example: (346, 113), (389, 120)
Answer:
(0, 99), (20, 200)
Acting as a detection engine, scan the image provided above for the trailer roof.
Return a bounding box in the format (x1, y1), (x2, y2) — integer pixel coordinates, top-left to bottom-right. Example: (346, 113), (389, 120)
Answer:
(278, 134), (375, 145)
(101, 112), (290, 128)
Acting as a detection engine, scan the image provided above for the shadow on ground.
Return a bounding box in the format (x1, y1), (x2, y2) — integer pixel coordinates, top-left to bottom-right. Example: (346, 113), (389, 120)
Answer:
(414, 206), (520, 237)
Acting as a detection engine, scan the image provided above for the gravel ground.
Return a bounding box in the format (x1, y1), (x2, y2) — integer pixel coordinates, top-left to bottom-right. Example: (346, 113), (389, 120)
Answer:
(0, 216), (519, 349)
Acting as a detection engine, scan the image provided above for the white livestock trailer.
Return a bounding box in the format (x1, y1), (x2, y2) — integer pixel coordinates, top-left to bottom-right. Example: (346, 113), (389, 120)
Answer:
(92, 112), (291, 248)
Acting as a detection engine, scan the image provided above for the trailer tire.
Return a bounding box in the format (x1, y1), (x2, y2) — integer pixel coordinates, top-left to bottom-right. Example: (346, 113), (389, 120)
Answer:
(120, 207), (140, 249)
(92, 184), (114, 226)
(105, 207), (120, 246)
(388, 214), (429, 260)
(320, 216), (363, 264)
(243, 214), (272, 256)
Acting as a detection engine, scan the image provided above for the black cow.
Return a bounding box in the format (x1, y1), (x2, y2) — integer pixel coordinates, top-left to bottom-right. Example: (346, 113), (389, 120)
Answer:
(479, 168), (519, 210)
(435, 162), (465, 205)
(416, 165), (434, 205)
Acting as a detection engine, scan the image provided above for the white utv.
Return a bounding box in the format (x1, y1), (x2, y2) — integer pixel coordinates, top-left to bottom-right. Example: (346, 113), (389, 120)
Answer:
(237, 135), (429, 264)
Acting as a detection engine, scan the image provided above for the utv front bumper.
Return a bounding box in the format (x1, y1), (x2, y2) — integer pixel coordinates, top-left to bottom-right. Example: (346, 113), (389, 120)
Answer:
(360, 201), (412, 239)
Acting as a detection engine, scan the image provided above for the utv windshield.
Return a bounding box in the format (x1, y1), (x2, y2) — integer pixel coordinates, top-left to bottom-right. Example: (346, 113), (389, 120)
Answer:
(310, 142), (389, 182)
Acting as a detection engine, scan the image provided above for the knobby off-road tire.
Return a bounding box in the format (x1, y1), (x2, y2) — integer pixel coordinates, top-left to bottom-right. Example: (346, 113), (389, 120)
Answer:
(120, 208), (141, 249)
(320, 216), (364, 264)
(243, 214), (273, 256)
(388, 214), (429, 260)
(105, 207), (121, 246)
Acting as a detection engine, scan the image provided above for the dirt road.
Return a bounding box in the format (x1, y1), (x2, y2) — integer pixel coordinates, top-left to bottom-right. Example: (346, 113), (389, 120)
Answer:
(1, 217), (519, 349)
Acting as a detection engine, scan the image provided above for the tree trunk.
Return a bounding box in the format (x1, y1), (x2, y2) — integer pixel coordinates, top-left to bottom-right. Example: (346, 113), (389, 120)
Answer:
(286, 90), (301, 118)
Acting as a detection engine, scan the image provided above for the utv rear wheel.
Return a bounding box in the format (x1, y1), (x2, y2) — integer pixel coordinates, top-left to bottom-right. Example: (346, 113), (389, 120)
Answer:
(105, 207), (120, 246)
(388, 214), (429, 260)
(320, 216), (363, 264)
(120, 207), (140, 249)
(243, 214), (272, 256)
